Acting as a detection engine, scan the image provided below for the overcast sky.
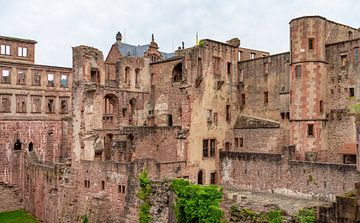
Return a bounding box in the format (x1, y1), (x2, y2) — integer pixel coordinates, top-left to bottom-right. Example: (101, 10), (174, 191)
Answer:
(0, 0), (359, 67)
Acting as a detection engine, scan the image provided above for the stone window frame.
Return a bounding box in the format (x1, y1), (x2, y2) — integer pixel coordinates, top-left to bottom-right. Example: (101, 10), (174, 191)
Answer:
(45, 96), (56, 114)
(31, 95), (42, 113)
(32, 70), (42, 86)
(17, 46), (28, 57)
(47, 73), (55, 87)
(0, 44), (11, 55)
(17, 69), (26, 85)
(16, 94), (27, 113)
(1, 67), (11, 84)
(60, 74), (68, 88)
(307, 124), (315, 137)
(202, 138), (216, 158)
(308, 38), (315, 50)
(0, 93), (12, 113)
(59, 97), (69, 114)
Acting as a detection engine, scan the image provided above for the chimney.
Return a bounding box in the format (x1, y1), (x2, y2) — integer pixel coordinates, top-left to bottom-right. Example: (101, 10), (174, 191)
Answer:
(182, 42), (184, 49)
(116, 32), (122, 45)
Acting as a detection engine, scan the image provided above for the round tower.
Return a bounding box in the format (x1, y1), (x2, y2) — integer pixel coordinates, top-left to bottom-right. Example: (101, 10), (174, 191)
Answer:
(289, 16), (328, 161)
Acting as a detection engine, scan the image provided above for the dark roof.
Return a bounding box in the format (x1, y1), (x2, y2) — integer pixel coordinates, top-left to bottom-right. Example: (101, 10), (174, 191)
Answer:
(0, 35), (37, 44)
(116, 43), (174, 59)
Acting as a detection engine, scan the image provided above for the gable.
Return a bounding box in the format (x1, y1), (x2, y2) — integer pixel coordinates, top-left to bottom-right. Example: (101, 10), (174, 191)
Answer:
(105, 44), (121, 63)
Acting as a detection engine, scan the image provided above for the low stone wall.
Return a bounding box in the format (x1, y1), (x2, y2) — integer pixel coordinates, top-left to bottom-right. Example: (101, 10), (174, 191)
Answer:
(220, 149), (360, 202)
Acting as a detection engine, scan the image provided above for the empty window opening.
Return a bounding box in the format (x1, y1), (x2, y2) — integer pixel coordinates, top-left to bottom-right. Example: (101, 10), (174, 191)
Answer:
(172, 63), (183, 82)
(31, 97), (41, 113)
(349, 87), (355, 97)
(47, 98), (55, 113)
(286, 112), (290, 119)
(118, 185), (122, 193)
(14, 139), (22, 150)
(227, 62), (232, 75)
(320, 100), (324, 114)
(84, 180), (90, 188)
(343, 155), (356, 164)
(341, 54), (348, 66)
(17, 70), (26, 85)
(241, 94), (245, 106)
(197, 58), (202, 77)
(0, 96), (11, 113)
(60, 99), (68, 113)
(60, 74), (68, 87)
(122, 185), (126, 193)
(307, 124), (314, 137)
(101, 181), (105, 190)
(32, 72), (41, 86)
(197, 170), (203, 185)
(225, 142), (230, 151)
(281, 112), (285, 119)
(122, 108), (127, 117)
(210, 172), (216, 185)
(129, 98), (137, 115)
(91, 69), (100, 83)
(16, 96), (27, 113)
(124, 67), (130, 85)
(210, 139), (216, 157)
(47, 74), (54, 87)
(1, 69), (10, 84)
(28, 142), (33, 152)
(167, 114), (173, 126)
(203, 139), (209, 157)
(178, 107), (182, 118)
(239, 138), (243, 147)
(226, 105), (231, 122)
(295, 65), (301, 78)
(250, 53), (256, 59)
(0, 45), (10, 55)
(104, 95), (117, 115)
(135, 68), (140, 86)
(264, 91), (268, 105)
(308, 38), (314, 50)
(235, 138), (238, 148)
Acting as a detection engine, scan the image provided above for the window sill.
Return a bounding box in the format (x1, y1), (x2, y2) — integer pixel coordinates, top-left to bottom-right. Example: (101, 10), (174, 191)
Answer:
(0, 111), (11, 113)
(32, 84), (41, 86)
(31, 112), (41, 114)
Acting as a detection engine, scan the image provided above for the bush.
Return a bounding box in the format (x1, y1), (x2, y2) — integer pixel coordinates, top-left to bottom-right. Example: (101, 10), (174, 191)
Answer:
(138, 170), (152, 223)
(295, 208), (316, 223)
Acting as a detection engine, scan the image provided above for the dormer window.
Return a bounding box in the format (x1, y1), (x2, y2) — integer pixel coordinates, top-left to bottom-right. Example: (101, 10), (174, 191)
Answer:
(18, 47), (27, 57)
(0, 45), (10, 55)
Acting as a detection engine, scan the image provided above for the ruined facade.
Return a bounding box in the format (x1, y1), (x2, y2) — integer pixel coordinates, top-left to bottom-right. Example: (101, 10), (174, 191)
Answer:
(1, 15), (360, 222)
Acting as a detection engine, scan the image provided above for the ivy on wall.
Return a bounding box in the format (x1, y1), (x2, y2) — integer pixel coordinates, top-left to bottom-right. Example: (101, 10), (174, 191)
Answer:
(138, 170), (152, 223)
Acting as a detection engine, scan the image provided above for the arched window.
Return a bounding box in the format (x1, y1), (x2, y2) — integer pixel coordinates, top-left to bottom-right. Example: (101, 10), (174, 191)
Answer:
(197, 170), (203, 185)
(14, 139), (22, 150)
(28, 142), (33, 152)
(172, 63), (183, 82)
(104, 94), (118, 115)
(125, 67), (130, 85)
(129, 98), (137, 115)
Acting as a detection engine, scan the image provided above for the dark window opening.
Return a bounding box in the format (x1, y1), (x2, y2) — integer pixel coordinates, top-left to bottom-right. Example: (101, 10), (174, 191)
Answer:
(84, 180), (90, 188)
(47, 99), (55, 113)
(122, 108), (127, 117)
(241, 94), (245, 106)
(32, 72), (41, 86)
(122, 185), (126, 193)
(91, 69), (100, 83)
(1, 96), (11, 113)
(172, 63), (183, 82)
(197, 170), (203, 185)
(239, 138), (243, 147)
(101, 181), (105, 190)
(28, 142), (33, 152)
(264, 91), (268, 105)
(286, 112), (290, 119)
(167, 114), (173, 126)
(118, 185), (122, 193)
(203, 139), (209, 157)
(320, 100), (324, 114)
(210, 172), (216, 185)
(308, 38), (314, 50)
(235, 138), (238, 148)
(343, 155), (356, 164)
(210, 139), (216, 157)
(307, 124), (314, 137)
(17, 70), (26, 85)
(125, 67), (130, 85)
(225, 142), (230, 151)
(227, 62), (231, 75)
(60, 99), (68, 114)
(226, 105), (231, 122)
(14, 139), (22, 150)
(281, 112), (285, 119)
(350, 87), (355, 97)
(135, 68), (140, 86)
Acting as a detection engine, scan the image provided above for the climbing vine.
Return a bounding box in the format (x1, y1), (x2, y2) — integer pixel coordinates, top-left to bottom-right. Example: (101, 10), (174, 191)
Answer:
(138, 170), (152, 223)
(171, 179), (224, 223)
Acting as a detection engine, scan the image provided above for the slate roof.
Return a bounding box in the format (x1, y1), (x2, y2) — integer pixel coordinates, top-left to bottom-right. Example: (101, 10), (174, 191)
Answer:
(234, 115), (280, 129)
(117, 43), (174, 59)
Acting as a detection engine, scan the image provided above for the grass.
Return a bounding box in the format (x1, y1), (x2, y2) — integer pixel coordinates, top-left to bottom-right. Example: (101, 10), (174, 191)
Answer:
(0, 209), (38, 223)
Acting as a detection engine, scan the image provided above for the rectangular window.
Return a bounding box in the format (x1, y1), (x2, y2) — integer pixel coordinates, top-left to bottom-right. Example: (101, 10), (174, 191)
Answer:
(241, 94), (245, 106)
(17, 70), (26, 85)
(250, 53), (256, 59)
(16, 95), (27, 113)
(118, 185), (122, 193)
(0, 95), (11, 113)
(47, 74), (54, 87)
(0, 45), (10, 55)
(122, 185), (126, 193)
(355, 48), (359, 64)
(239, 138), (243, 147)
(227, 62), (231, 75)
(264, 91), (268, 105)
(32, 71), (41, 86)
(350, 87), (355, 97)
(210, 139), (216, 157)
(213, 113), (218, 126)
(17, 47), (27, 57)
(60, 74), (68, 87)
(84, 180), (90, 188)
(295, 65), (301, 78)
(203, 139), (209, 157)
(46, 97), (55, 113)
(308, 38), (314, 50)
(225, 142), (230, 151)
(1, 69), (10, 84)
(307, 124), (314, 137)
(235, 138), (238, 148)
(60, 98), (68, 113)
(319, 100), (324, 114)
(31, 96), (41, 113)
(206, 109), (212, 122)
(101, 181), (105, 190)
(210, 172), (216, 185)
(341, 54), (348, 66)
(226, 105), (231, 122)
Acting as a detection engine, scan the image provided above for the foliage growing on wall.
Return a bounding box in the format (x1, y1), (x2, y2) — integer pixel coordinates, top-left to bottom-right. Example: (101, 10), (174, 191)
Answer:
(138, 170), (152, 223)
(171, 178), (224, 223)
(82, 214), (88, 223)
(230, 207), (284, 223)
(295, 208), (316, 223)
(348, 102), (360, 114)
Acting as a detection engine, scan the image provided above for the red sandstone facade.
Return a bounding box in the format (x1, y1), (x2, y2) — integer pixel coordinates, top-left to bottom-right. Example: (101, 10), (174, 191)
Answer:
(1, 15), (360, 222)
